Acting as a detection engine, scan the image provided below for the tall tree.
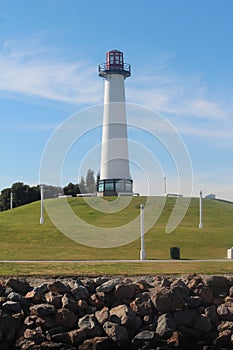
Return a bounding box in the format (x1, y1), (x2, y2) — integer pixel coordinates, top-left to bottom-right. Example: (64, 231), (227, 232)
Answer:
(79, 176), (86, 194)
(86, 169), (96, 193)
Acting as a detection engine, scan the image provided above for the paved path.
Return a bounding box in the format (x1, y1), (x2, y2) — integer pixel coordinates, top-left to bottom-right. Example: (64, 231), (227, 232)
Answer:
(0, 259), (232, 263)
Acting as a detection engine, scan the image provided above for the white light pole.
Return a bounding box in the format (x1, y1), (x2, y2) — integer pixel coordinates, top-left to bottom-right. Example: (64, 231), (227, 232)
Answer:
(10, 192), (13, 210)
(199, 190), (204, 229)
(40, 184), (44, 224)
(164, 176), (167, 194)
(140, 204), (146, 260)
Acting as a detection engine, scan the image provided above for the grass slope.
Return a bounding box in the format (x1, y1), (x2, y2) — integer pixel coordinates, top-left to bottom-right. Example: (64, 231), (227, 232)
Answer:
(0, 196), (232, 264)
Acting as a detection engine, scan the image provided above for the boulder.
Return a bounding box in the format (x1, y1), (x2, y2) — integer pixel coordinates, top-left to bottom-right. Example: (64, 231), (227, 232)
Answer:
(156, 313), (176, 339)
(174, 309), (199, 327)
(130, 292), (154, 317)
(96, 279), (121, 294)
(79, 336), (116, 350)
(103, 321), (128, 346)
(194, 314), (212, 334)
(217, 301), (233, 321)
(95, 306), (110, 326)
(55, 308), (78, 329)
(2, 300), (23, 314)
(48, 281), (70, 295)
(45, 292), (63, 309)
(30, 304), (56, 317)
(6, 278), (30, 295)
(114, 283), (136, 301)
(110, 304), (136, 327)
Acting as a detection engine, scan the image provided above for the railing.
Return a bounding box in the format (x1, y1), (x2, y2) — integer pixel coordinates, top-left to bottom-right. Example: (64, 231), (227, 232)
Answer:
(98, 63), (131, 77)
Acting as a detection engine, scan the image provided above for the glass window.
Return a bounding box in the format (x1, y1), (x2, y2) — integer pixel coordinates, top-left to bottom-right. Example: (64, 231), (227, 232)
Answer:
(98, 181), (104, 192)
(125, 180), (132, 192)
(105, 181), (114, 191)
(116, 180), (124, 192)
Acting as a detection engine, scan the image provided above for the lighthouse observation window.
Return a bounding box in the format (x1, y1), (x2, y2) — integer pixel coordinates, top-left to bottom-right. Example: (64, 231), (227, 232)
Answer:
(116, 180), (124, 192)
(126, 180), (132, 192)
(105, 180), (114, 191)
(98, 181), (104, 192)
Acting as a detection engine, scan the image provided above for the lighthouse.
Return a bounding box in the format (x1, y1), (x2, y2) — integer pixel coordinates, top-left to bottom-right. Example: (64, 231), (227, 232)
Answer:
(97, 50), (133, 196)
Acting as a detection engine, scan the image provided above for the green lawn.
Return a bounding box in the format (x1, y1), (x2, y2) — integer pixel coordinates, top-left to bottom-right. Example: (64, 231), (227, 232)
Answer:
(0, 196), (232, 275)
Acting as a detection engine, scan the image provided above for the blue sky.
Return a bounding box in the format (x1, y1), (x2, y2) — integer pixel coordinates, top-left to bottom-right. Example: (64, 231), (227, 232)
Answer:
(0, 0), (232, 200)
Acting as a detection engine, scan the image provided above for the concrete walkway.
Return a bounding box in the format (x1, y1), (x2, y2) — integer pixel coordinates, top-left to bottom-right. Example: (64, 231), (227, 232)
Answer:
(0, 259), (232, 263)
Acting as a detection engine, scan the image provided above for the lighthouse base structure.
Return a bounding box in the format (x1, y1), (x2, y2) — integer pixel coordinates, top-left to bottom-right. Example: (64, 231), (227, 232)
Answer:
(97, 178), (133, 197)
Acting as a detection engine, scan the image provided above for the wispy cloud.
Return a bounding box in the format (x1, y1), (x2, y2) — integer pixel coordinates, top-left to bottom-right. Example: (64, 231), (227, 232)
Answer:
(0, 36), (102, 105)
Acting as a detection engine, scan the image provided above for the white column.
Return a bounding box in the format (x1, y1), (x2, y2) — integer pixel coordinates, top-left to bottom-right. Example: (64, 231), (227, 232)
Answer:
(40, 185), (44, 224)
(140, 204), (146, 260)
(199, 190), (203, 229)
(100, 74), (131, 180)
(10, 192), (13, 210)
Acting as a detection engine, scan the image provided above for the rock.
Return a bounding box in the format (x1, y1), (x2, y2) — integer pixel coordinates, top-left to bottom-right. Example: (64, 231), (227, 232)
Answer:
(24, 315), (39, 329)
(0, 283), (4, 297)
(217, 321), (233, 332)
(68, 328), (87, 346)
(78, 314), (103, 338)
(103, 321), (128, 346)
(174, 309), (199, 327)
(25, 284), (48, 303)
(194, 314), (212, 334)
(61, 293), (78, 313)
(72, 285), (89, 300)
(51, 331), (71, 345)
(130, 292), (154, 317)
(0, 314), (21, 337)
(2, 300), (23, 314)
(132, 330), (161, 348)
(114, 283), (136, 301)
(45, 327), (67, 341)
(213, 329), (232, 348)
(30, 303), (56, 317)
(95, 306), (110, 325)
(167, 331), (189, 349)
(193, 283), (214, 305)
(150, 286), (171, 313)
(205, 305), (219, 323)
(89, 293), (105, 310)
(55, 308), (78, 329)
(37, 316), (58, 330)
(229, 286), (233, 297)
(45, 292), (63, 309)
(6, 278), (30, 295)
(79, 336), (116, 350)
(48, 281), (70, 295)
(217, 301), (233, 321)
(185, 295), (202, 308)
(96, 279), (121, 294)
(110, 304), (136, 327)
(156, 314), (176, 339)
(24, 326), (45, 343)
(203, 275), (230, 297)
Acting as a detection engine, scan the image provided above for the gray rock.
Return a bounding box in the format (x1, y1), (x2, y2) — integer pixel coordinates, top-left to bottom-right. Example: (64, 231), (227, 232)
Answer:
(110, 304), (136, 327)
(71, 284), (89, 300)
(96, 279), (121, 293)
(132, 330), (160, 348)
(48, 281), (70, 295)
(62, 293), (78, 313)
(156, 314), (176, 339)
(103, 321), (128, 345)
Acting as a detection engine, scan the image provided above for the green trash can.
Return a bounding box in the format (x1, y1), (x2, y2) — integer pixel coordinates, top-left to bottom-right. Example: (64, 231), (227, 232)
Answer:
(170, 247), (180, 259)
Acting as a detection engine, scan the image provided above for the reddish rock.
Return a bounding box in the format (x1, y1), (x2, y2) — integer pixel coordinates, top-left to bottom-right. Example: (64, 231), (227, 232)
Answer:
(217, 301), (233, 321)
(79, 336), (116, 350)
(30, 304), (56, 317)
(95, 306), (110, 325)
(55, 308), (78, 329)
(193, 283), (214, 305)
(24, 326), (45, 343)
(114, 283), (136, 301)
(89, 293), (105, 310)
(213, 329), (232, 347)
(167, 331), (188, 349)
(110, 304), (136, 327)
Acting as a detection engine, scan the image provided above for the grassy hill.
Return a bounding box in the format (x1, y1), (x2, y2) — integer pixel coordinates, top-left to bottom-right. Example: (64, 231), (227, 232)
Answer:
(0, 196), (232, 263)
(0, 196), (233, 276)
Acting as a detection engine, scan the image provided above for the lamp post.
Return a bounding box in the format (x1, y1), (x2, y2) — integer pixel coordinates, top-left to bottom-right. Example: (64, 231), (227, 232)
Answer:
(140, 204), (146, 260)
(10, 192), (13, 210)
(199, 190), (204, 229)
(40, 184), (44, 224)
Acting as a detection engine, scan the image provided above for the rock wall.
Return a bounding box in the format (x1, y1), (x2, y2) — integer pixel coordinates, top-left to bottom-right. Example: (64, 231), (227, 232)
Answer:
(0, 274), (233, 350)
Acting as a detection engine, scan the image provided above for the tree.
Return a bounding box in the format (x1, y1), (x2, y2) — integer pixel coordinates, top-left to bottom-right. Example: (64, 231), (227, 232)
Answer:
(63, 183), (80, 197)
(79, 176), (86, 194)
(0, 187), (11, 211)
(86, 169), (96, 193)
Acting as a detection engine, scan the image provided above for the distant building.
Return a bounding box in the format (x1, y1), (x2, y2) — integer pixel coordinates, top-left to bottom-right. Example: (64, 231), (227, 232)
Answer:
(205, 193), (216, 199)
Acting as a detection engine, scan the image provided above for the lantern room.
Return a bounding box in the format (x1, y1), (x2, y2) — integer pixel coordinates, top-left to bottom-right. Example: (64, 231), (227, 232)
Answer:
(98, 50), (131, 78)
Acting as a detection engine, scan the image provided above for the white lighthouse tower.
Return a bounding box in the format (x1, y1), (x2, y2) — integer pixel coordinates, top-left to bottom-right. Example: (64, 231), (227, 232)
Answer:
(97, 50), (133, 196)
